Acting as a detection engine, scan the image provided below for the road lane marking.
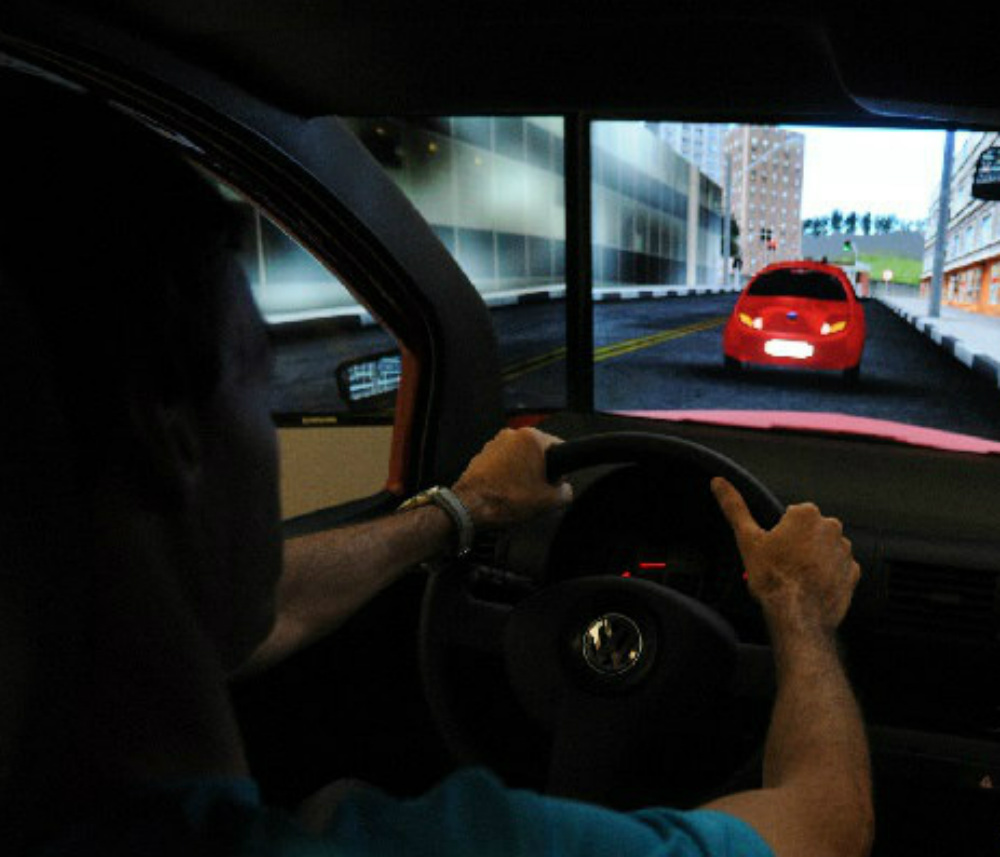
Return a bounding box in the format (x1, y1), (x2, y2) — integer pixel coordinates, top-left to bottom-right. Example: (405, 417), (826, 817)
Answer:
(592, 316), (727, 362)
(501, 315), (727, 382)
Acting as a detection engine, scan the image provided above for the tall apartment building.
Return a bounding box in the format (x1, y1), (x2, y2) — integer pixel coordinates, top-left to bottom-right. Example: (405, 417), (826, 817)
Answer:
(652, 123), (726, 185)
(724, 126), (805, 274)
(921, 131), (1000, 314)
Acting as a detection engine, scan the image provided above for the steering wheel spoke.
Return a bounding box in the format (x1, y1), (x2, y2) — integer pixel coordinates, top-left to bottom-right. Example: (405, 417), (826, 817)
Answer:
(422, 568), (512, 654)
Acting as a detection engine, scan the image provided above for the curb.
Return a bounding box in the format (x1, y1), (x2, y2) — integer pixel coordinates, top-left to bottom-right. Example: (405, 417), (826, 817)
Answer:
(876, 299), (1000, 388)
(483, 283), (742, 308)
(268, 283), (743, 331)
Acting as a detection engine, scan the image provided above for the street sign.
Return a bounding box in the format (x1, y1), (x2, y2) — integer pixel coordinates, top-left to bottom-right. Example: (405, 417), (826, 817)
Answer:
(973, 147), (1000, 200)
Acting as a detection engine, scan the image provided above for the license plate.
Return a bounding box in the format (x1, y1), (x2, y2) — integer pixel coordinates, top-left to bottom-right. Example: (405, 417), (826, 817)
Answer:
(764, 339), (815, 359)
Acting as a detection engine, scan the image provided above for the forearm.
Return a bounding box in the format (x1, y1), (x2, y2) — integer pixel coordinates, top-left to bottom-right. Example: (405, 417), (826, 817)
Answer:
(237, 505), (452, 676)
(764, 618), (870, 802)
(236, 427), (572, 679)
(706, 618), (872, 857)
(703, 619), (872, 856)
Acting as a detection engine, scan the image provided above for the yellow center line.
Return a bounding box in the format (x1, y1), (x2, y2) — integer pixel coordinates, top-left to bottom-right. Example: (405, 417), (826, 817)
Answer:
(501, 315), (727, 382)
(594, 315), (727, 362)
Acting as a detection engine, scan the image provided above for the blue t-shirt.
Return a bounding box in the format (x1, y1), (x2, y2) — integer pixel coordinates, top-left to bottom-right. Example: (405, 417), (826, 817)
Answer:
(40, 768), (773, 857)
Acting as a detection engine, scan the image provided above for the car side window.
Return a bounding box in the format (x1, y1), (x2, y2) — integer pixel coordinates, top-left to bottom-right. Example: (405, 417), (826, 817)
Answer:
(209, 178), (397, 518)
(344, 117), (568, 413)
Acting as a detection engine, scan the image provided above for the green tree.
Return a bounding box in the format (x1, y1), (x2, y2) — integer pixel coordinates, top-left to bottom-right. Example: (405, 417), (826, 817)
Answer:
(860, 212), (872, 235)
(844, 211), (858, 234)
(830, 209), (844, 233)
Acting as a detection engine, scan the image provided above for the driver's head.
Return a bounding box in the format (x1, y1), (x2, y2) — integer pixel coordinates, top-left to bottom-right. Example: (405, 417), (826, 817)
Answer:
(0, 76), (282, 673)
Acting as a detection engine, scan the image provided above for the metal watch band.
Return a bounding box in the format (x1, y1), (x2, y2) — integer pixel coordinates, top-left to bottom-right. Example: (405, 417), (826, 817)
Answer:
(398, 486), (475, 558)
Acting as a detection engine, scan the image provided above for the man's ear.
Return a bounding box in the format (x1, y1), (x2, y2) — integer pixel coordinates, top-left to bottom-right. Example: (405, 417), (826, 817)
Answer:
(123, 393), (204, 512)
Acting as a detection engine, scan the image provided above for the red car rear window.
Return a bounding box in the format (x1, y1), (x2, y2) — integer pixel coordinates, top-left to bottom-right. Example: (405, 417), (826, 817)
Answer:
(747, 270), (848, 301)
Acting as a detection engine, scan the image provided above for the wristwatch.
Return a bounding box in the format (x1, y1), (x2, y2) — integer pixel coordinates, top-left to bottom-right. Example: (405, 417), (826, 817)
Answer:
(397, 485), (475, 558)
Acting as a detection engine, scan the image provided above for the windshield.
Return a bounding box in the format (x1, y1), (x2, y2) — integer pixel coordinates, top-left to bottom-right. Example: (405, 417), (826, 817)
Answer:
(336, 118), (1000, 451)
(587, 123), (1000, 451)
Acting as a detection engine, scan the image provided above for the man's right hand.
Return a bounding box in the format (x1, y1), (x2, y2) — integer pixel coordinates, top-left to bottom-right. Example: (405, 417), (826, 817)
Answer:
(711, 477), (861, 634)
(704, 477), (874, 857)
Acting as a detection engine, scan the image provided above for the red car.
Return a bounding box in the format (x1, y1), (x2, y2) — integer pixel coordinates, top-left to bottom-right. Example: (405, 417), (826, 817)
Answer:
(723, 260), (866, 382)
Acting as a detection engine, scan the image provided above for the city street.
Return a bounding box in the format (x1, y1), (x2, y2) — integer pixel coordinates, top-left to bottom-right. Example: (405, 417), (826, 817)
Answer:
(271, 295), (1000, 443)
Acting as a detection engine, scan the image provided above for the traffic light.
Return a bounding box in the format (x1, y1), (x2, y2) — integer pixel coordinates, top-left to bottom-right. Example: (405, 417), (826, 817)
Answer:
(843, 239), (854, 252)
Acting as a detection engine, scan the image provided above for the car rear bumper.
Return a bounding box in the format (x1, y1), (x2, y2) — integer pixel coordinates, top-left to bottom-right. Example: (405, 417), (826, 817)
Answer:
(724, 323), (862, 370)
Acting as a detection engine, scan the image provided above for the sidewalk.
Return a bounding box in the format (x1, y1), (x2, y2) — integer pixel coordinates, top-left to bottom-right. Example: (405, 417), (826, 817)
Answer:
(265, 282), (742, 327)
(875, 293), (1000, 388)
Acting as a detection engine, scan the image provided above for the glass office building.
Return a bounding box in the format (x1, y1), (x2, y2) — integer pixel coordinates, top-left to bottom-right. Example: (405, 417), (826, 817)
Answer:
(346, 117), (724, 295)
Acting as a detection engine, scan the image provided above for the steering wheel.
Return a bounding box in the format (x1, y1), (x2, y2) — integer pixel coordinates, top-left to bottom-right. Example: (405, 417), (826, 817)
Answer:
(419, 432), (784, 809)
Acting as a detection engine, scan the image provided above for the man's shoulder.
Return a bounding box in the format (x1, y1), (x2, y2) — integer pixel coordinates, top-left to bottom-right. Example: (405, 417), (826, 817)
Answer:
(326, 768), (774, 857)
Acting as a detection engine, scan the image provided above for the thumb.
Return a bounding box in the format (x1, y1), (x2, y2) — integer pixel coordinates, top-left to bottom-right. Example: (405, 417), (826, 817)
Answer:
(711, 477), (763, 550)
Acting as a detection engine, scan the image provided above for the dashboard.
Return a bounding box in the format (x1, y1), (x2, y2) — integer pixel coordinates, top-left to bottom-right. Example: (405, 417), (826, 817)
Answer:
(460, 411), (1000, 844)
(543, 461), (765, 642)
(533, 412), (1000, 732)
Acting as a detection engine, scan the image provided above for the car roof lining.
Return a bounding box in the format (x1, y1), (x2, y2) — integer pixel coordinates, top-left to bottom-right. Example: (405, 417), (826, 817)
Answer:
(8, 0), (1000, 127)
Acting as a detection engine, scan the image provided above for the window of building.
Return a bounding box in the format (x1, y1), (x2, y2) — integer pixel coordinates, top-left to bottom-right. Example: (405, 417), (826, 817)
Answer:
(967, 267), (982, 302)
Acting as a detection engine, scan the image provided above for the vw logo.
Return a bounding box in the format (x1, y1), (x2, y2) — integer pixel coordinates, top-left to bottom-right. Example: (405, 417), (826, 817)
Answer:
(581, 613), (644, 675)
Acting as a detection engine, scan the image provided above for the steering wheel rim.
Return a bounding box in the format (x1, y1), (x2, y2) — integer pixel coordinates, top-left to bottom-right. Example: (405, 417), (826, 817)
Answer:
(420, 431), (783, 805)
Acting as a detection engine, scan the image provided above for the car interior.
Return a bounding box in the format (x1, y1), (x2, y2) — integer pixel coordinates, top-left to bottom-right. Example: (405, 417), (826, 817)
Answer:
(2, 2), (1000, 854)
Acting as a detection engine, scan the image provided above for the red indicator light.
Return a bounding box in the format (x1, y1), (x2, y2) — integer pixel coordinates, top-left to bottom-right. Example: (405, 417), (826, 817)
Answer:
(742, 571), (749, 581)
(621, 571), (632, 578)
(638, 562), (667, 570)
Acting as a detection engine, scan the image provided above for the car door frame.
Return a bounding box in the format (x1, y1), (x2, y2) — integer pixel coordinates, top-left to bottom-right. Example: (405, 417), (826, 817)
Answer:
(0, 4), (506, 522)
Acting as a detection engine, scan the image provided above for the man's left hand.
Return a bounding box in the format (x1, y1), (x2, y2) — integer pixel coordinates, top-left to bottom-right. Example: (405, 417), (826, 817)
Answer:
(452, 428), (572, 529)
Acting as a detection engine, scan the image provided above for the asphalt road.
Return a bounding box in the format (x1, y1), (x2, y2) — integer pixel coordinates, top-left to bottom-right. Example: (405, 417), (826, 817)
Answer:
(271, 295), (1000, 443)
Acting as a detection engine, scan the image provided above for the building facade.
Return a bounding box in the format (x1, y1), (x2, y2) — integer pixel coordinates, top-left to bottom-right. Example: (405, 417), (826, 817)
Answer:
(651, 122), (726, 186)
(343, 117), (724, 293)
(921, 131), (1000, 314)
(724, 126), (805, 275)
(591, 122), (723, 288)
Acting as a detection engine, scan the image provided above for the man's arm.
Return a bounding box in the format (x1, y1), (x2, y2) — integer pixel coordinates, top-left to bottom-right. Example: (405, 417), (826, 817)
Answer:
(238, 428), (571, 677)
(701, 478), (873, 857)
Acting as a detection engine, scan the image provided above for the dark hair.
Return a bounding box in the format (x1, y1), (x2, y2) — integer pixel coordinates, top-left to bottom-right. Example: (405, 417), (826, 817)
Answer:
(0, 74), (243, 485)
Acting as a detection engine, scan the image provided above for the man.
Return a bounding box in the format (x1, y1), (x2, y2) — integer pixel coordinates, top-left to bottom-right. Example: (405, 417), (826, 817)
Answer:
(0, 82), (872, 856)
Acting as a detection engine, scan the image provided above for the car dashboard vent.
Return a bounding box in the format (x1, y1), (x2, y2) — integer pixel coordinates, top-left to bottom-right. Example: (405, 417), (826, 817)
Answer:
(885, 560), (1000, 643)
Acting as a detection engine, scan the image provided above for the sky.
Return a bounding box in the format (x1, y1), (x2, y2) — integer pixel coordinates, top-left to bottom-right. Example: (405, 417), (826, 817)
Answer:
(784, 126), (953, 222)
